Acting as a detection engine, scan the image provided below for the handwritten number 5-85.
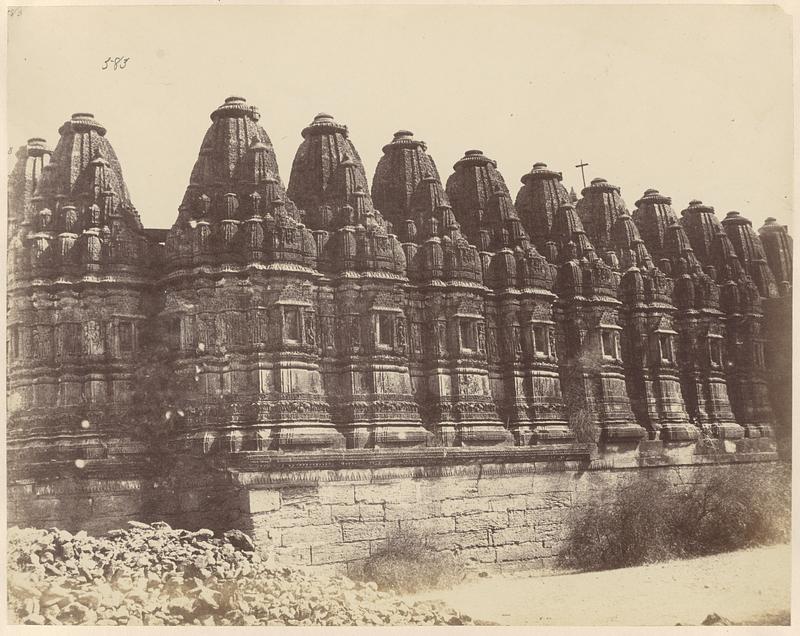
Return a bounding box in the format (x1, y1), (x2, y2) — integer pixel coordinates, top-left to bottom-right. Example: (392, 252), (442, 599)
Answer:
(102, 57), (130, 70)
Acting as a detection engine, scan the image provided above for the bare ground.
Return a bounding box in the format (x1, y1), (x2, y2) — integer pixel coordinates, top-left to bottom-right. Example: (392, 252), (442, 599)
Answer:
(403, 543), (791, 626)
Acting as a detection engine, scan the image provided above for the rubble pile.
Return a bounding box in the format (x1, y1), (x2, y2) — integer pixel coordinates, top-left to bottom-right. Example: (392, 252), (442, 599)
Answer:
(7, 522), (472, 626)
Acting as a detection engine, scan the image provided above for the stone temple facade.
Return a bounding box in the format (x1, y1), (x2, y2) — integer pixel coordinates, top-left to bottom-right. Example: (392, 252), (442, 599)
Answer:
(7, 97), (793, 543)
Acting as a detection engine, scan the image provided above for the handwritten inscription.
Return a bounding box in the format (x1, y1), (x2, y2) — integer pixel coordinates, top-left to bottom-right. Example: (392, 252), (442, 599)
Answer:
(102, 57), (130, 71)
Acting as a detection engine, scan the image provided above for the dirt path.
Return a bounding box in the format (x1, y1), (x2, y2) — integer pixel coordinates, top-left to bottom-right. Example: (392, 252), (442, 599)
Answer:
(403, 544), (791, 626)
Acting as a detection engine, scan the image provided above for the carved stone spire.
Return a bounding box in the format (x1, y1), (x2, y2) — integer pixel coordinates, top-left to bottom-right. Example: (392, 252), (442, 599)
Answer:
(372, 130), (443, 231)
(610, 213), (655, 271)
(632, 189), (680, 265)
(680, 199), (723, 267)
(721, 211), (777, 298)
(167, 97), (309, 269)
(445, 149), (511, 244)
(32, 113), (136, 223)
(515, 162), (571, 251)
(287, 112), (369, 224)
(8, 137), (51, 230)
(180, 96), (295, 222)
(758, 217), (792, 288)
(576, 177), (628, 253)
(551, 202), (597, 263)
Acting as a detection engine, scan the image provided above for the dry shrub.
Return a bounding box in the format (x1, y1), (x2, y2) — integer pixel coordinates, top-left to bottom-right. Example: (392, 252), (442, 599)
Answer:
(561, 463), (790, 571)
(358, 528), (465, 594)
(671, 464), (790, 555)
(561, 475), (677, 570)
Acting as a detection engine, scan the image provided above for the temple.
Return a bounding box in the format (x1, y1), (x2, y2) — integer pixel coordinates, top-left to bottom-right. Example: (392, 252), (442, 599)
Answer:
(7, 98), (793, 565)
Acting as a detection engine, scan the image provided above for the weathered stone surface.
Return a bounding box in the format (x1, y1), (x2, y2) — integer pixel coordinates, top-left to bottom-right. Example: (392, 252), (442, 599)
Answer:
(341, 521), (396, 543)
(317, 485), (356, 505)
(399, 517), (455, 535)
(246, 490), (281, 514)
(384, 502), (441, 521)
(477, 476), (536, 497)
(6, 95), (788, 551)
(281, 524), (342, 547)
(454, 512), (508, 532)
(491, 526), (535, 546)
(439, 497), (493, 516)
(354, 483), (418, 505)
(311, 541), (370, 565)
(495, 541), (550, 562)
(458, 547), (497, 564)
(427, 530), (489, 551)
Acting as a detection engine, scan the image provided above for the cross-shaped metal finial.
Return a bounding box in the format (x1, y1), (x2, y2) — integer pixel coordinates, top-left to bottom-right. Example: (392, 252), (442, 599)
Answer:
(575, 160), (589, 188)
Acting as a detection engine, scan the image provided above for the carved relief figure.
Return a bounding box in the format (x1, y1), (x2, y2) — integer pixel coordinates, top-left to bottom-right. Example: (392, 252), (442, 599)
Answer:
(487, 326), (498, 362)
(349, 315), (361, 351)
(83, 320), (103, 356)
(322, 315), (335, 351)
(410, 322), (422, 355)
(433, 320), (446, 356)
(477, 321), (486, 354)
(513, 325), (523, 356)
(396, 317), (406, 351)
(304, 312), (316, 346)
(31, 329), (42, 360)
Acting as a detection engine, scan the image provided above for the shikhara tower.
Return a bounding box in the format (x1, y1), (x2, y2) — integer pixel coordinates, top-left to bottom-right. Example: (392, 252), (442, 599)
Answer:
(7, 97), (792, 528)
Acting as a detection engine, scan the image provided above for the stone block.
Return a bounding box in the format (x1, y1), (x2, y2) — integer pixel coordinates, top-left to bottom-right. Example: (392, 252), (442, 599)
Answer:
(439, 497), (492, 516)
(354, 481), (419, 504)
(495, 541), (550, 562)
(246, 489), (281, 514)
(15, 498), (66, 524)
(533, 471), (578, 493)
(252, 506), (306, 529)
(311, 541), (371, 565)
(329, 504), (361, 521)
(459, 546), (497, 563)
(526, 492), (573, 510)
(454, 511), (508, 532)
(419, 478), (479, 501)
(305, 504), (333, 525)
(427, 530), (489, 551)
(489, 495), (528, 512)
(341, 521), (397, 542)
(281, 523), (342, 546)
(91, 494), (143, 517)
(507, 509), (528, 527)
(491, 526), (535, 546)
(476, 474), (536, 497)
(359, 504), (385, 520)
(384, 502), (441, 521)
(317, 483), (356, 505)
(400, 516), (455, 535)
(272, 546), (312, 566)
(535, 522), (568, 544)
(525, 507), (572, 527)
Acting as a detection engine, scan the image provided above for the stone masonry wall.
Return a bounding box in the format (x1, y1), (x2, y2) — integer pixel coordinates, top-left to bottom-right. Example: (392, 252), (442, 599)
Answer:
(8, 455), (783, 575)
(231, 458), (783, 576)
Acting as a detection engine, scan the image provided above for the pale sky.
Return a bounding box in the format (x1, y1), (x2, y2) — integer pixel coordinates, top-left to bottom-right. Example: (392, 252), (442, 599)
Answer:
(7, 4), (794, 232)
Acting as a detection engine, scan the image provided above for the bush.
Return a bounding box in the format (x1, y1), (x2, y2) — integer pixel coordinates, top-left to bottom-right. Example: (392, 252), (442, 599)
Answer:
(671, 464), (790, 555)
(561, 463), (790, 571)
(560, 475), (678, 570)
(357, 528), (465, 594)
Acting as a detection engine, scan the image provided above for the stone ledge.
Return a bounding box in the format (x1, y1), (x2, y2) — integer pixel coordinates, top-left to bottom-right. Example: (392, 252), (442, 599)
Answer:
(221, 444), (593, 478)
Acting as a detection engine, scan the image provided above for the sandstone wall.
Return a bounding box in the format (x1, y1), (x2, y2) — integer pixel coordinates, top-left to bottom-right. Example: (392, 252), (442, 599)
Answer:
(13, 455), (779, 575)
